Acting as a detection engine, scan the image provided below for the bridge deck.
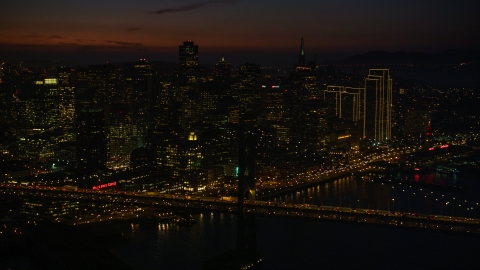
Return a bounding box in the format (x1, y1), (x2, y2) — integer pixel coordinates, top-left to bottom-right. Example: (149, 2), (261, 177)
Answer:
(2, 184), (480, 234)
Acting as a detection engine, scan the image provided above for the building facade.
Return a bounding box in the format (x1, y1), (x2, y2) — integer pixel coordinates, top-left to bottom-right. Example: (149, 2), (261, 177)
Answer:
(364, 69), (392, 142)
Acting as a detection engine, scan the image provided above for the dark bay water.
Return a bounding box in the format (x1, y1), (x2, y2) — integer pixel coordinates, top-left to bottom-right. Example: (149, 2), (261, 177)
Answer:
(109, 172), (480, 269)
(270, 172), (480, 218)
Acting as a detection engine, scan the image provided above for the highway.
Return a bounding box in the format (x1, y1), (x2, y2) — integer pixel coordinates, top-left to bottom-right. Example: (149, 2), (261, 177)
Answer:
(256, 146), (411, 198)
(2, 183), (480, 234)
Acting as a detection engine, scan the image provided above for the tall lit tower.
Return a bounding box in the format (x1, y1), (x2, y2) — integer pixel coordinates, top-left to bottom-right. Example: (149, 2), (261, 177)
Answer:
(57, 66), (75, 131)
(298, 38), (306, 67)
(364, 69), (392, 142)
(179, 40), (199, 82)
(214, 55), (230, 83)
(323, 86), (364, 122)
(125, 59), (154, 148)
(76, 106), (107, 173)
(424, 121), (434, 149)
(238, 63), (262, 114)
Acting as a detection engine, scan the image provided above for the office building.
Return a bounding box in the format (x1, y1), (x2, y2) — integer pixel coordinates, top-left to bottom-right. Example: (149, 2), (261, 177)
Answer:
(125, 59), (154, 147)
(179, 40), (199, 83)
(424, 121), (434, 149)
(364, 69), (392, 142)
(238, 63), (262, 115)
(298, 38), (306, 68)
(291, 99), (329, 151)
(214, 55), (230, 83)
(291, 38), (317, 115)
(76, 106), (107, 173)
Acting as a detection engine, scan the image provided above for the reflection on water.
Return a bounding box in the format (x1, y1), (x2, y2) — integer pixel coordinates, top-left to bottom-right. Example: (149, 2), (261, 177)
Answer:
(110, 208), (480, 269)
(111, 212), (238, 270)
(106, 172), (480, 269)
(270, 172), (480, 217)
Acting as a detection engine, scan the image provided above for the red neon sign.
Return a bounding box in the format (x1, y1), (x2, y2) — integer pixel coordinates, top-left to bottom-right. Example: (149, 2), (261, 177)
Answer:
(428, 147), (434, 151)
(440, 144), (449, 149)
(92, 181), (116, 190)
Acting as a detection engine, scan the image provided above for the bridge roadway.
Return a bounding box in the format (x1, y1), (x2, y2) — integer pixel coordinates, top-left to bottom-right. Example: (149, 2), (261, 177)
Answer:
(255, 146), (410, 198)
(2, 184), (480, 234)
(258, 168), (465, 200)
(257, 171), (358, 199)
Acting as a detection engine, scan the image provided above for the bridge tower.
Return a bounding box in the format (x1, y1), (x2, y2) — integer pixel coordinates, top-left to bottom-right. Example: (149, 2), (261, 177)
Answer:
(236, 124), (257, 252)
(203, 124), (262, 269)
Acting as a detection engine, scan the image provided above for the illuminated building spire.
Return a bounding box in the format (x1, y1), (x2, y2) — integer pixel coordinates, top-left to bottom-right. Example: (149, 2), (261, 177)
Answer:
(298, 37), (305, 67)
(426, 121), (432, 136)
(214, 54), (230, 82)
(425, 120), (434, 149)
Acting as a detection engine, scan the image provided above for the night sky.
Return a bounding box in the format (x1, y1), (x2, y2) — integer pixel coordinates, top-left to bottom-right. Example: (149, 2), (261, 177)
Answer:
(1, 0), (480, 65)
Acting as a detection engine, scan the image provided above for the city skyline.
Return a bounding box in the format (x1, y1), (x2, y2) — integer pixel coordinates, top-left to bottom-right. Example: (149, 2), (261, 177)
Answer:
(2, 0), (480, 65)
(1, 14), (480, 268)
(1, 1), (480, 269)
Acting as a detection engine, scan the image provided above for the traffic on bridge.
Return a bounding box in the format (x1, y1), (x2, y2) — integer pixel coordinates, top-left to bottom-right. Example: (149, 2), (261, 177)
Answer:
(1, 182), (479, 234)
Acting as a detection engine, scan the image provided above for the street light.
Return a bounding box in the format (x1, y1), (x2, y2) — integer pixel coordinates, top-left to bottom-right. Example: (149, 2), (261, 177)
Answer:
(392, 198), (395, 212)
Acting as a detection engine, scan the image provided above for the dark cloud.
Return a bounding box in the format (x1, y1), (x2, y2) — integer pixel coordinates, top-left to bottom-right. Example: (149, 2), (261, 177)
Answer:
(47, 35), (63, 40)
(105, 40), (143, 47)
(149, 0), (239, 15)
(57, 42), (80, 46)
(126, 27), (141, 31)
(25, 32), (41, 38)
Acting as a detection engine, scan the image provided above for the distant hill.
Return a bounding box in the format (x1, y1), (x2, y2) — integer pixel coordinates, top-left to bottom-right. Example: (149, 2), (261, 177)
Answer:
(17, 59), (77, 68)
(336, 49), (480, 88)
(340, 49), (480, 65)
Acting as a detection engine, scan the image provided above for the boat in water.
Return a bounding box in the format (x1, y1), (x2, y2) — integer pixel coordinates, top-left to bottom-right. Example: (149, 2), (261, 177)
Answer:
(173, 214), (196, 225)
(436, 165), (459, 174)
(150, 212), (176, 222)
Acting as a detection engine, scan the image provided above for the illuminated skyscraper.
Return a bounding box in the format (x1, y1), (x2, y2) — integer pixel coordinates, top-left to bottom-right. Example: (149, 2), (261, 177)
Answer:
(323, 86), (364, 149)
(424, 121), (434, 149)
(32, 78), (61, 129)
(76, 106), (107, 173)
(57, 67), (75, 131)
(296, 38), (310, 72)
(87, 64), (122, 104)
(106, 103), (137, 169)
(297, 99), (329, 151)
(179, 40), (199, 83)
(239, 63), (261, 83)
(0, 63), (14, 125)
(125, 59), (154, 147)
(323, 86), (343, 118)
(364, 69), (392, 142)
(323, 86), (364, 122)
(291, 38), (316, 106)
(261, 82), (289, 146)
(261, 83), (286, 123)
(298, 38), (306, 66)
(340, 88), (364, 122)
(290, 38), (318, 149)
(214, 55), (230, 83)
(238, 63), (262, 114)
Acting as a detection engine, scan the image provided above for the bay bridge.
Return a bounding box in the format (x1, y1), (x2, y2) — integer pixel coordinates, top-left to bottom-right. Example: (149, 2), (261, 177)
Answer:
(2, 169), (478, 270)
(1, 174), (478, 235)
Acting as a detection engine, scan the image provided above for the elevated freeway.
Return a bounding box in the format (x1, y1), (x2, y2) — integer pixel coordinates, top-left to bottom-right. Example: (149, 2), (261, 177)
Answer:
(1, 183), (479, 235)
